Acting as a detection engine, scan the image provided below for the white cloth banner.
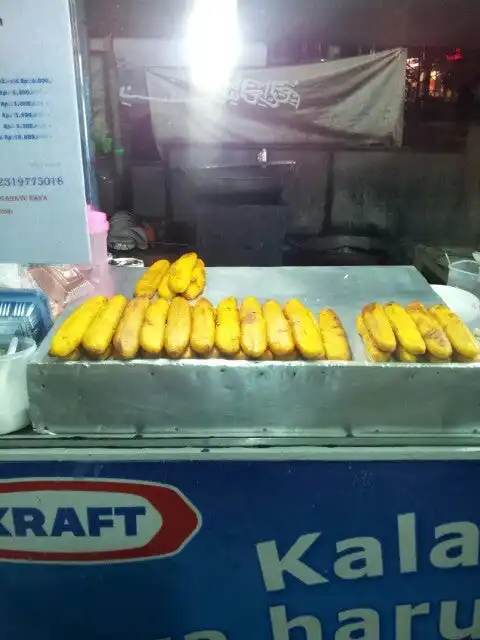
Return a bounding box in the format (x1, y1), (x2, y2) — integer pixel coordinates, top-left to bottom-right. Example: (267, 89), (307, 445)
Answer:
(145, 49), (406, 147)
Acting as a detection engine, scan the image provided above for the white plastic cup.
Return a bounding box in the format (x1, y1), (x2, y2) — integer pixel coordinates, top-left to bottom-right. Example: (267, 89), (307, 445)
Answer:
(447, 260), (480, 297)
(0, 337), (37, 434)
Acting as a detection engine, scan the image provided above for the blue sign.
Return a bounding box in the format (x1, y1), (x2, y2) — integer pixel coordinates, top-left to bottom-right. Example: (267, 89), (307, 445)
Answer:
(0, 459), (478, 639)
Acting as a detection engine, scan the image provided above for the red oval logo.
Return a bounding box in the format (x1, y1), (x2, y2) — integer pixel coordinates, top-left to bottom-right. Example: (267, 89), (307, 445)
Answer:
(0, 479), (201, 562)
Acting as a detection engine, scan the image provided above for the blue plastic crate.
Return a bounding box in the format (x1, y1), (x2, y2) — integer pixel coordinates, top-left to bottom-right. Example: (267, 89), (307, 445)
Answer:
(0, 289), (52, 344)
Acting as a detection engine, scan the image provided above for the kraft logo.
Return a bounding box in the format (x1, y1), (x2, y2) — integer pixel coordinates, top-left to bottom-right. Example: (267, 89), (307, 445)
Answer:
(0, 478), (201, 563)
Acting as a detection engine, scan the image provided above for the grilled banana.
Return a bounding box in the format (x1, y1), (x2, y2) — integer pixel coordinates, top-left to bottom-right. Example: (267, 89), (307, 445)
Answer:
(50, 296), (107, 358)
(356, 314), (390, 362)
(262, 300), (295, 357)
(184, 259), (206, 301)
(426, 353), (451, 364)
(215, 297), (241, 356)
(384, 302), (425, 355)
(318, 308), (351, 361)
(405, 301), (452, 360)
(284, 299), (325, 360)
(428, 304), (479, 360)
(395, 345), (417, 363)
(82, 294), (128, 357)
(96, 346), (113, 361)
(169, 253), (198, 294)
(454, 353), (480, 363)
(113, 297), (150, 359)
(139, 298), (170, 356)
(362, 303), (396, 353)
(134, 260), (169, 298)
(191, 298), (215, 355)
(165, 296), (192, 358)
(240, 297), (267, 359)
(158, 267), (175, 301)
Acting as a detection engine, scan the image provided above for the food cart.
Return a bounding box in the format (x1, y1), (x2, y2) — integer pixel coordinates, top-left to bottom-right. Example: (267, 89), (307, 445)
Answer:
(0, 264), (477, 640)
(1, 1), (480, 637)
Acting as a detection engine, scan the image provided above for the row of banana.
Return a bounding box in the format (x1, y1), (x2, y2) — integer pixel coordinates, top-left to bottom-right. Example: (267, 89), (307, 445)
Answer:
(357, 301), (479, 363)
(134, 254), (205, 301)
(49, 291), (480, 364)
(49, 295), (351, 361)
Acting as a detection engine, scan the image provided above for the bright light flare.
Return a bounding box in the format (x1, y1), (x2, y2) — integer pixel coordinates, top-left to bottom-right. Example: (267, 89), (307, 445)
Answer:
(184, 0), (240, 94)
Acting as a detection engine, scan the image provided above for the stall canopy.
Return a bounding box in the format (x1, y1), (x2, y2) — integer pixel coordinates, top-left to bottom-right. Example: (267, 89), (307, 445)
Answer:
(145, 49), (406, 146)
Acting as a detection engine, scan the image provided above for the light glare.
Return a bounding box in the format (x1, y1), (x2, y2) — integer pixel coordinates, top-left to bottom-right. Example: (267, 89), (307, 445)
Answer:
(185, 0), (240, 93)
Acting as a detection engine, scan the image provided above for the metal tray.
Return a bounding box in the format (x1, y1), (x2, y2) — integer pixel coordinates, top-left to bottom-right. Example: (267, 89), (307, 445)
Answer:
(28, 266), (480, 438)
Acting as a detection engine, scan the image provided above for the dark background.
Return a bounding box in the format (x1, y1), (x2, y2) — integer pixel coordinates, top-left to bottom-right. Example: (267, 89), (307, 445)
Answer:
(86, 0), (480, 47)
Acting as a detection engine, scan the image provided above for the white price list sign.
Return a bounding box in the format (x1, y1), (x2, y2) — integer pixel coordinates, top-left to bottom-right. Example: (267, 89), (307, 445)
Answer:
(0, 0), (91, 263)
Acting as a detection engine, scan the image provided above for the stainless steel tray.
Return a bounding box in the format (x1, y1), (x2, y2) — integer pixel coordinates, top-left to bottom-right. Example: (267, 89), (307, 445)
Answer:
(28, 266), (480, 438)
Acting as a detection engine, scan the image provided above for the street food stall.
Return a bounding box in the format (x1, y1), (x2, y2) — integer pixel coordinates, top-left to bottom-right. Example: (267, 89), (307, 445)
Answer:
(1, 1), (480, 639)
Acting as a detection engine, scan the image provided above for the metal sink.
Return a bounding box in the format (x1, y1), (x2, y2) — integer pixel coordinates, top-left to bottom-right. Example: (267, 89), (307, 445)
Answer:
(186, 161), (296, 199)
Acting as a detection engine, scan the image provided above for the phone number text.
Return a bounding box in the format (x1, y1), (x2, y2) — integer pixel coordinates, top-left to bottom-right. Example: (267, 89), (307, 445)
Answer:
(0, 176), (64, 187)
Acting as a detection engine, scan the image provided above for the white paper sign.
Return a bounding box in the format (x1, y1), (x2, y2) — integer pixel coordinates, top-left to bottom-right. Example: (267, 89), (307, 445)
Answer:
(0, 0), (90, 263)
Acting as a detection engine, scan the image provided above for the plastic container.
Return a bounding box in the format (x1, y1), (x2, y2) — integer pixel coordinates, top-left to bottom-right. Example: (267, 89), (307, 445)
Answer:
(83, 206), (113, 296)
(0, 336), (36, 434)
(0, 289), (52, 343)
(447, 260), (480, 297)
(27, 265), (95, 317)
(431, 284), (480, 325)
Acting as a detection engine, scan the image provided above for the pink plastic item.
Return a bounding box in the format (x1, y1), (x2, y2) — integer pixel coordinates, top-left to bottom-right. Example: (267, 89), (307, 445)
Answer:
(87, 206), (109, 235)
(83, 205), (113, 296)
